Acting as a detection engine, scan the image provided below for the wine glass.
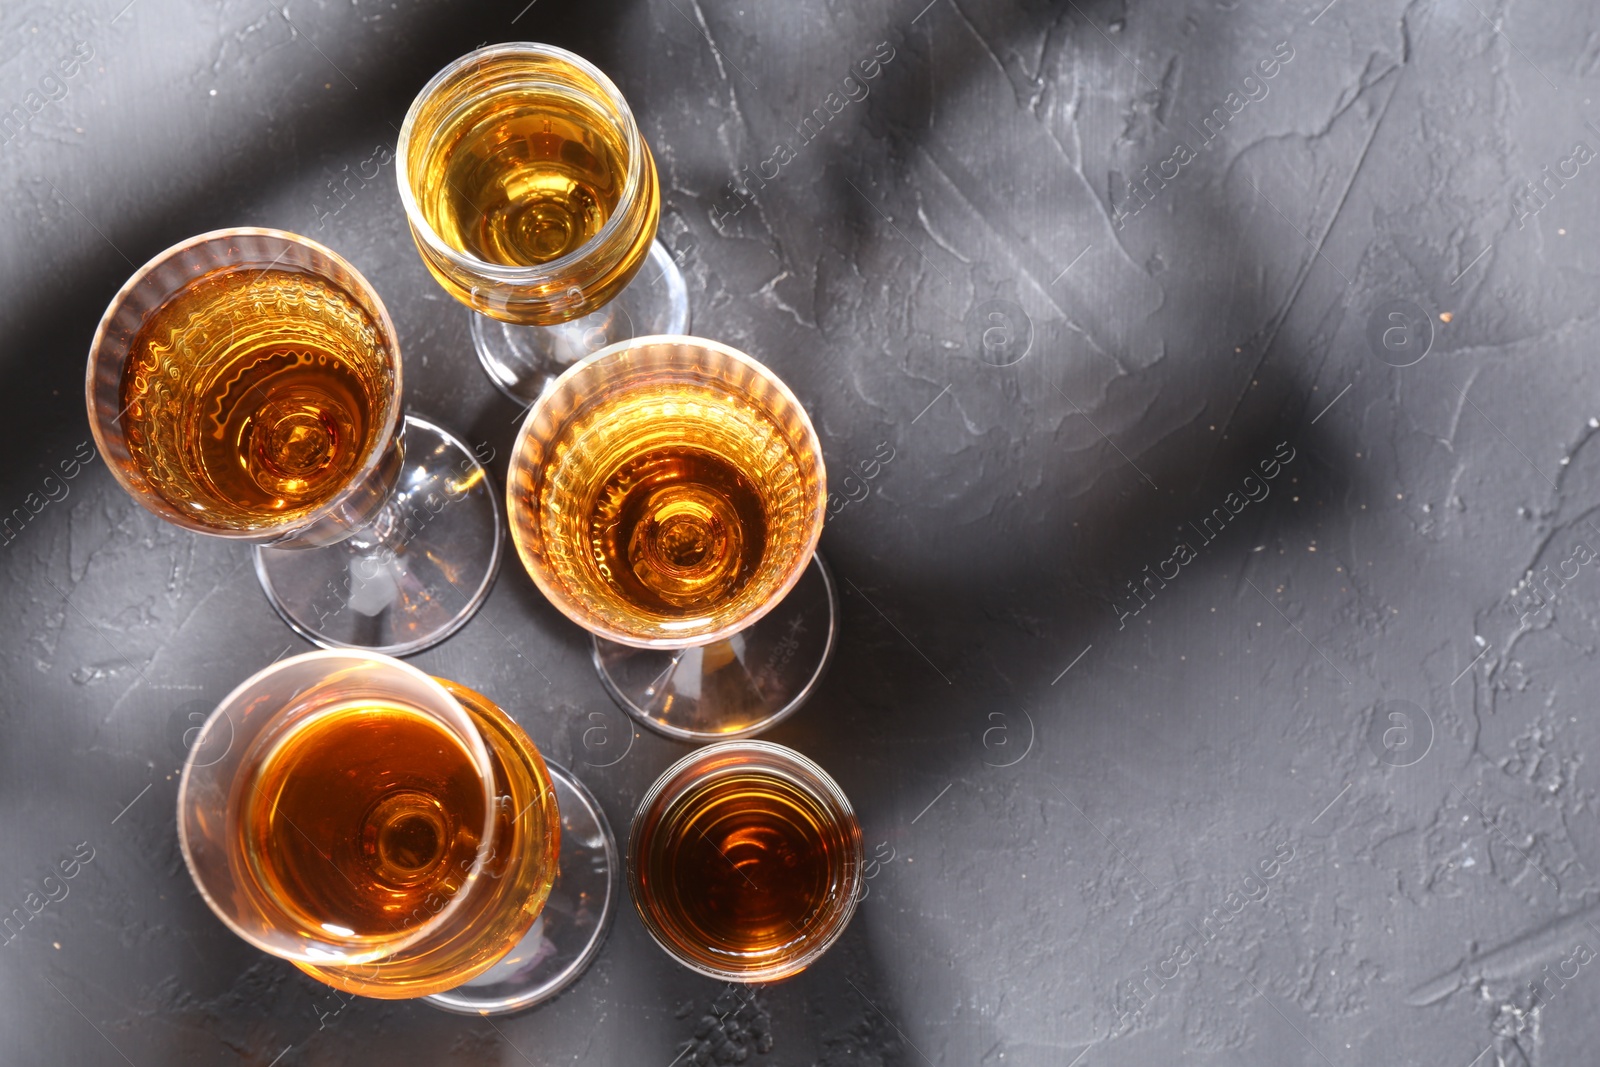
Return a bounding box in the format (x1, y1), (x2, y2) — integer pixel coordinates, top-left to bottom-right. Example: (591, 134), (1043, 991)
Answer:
(628, 740), (863, 981)
(86, 227), (500, 655)
(507, 335), (836, 741)
(397, 42), (688, 404)
(178, 649), (617, 1012)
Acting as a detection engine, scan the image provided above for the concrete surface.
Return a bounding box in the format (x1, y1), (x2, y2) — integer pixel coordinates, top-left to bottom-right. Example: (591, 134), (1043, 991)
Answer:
(1, 0), (1596, 1064)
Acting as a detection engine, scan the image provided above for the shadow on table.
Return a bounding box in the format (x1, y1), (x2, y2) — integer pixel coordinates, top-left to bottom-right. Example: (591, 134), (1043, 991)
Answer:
(0, 0), (1366, 1062)
(752, 0), (1361, 1060)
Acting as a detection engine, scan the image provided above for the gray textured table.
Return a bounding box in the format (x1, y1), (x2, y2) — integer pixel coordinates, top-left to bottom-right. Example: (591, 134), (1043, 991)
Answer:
(2, 0), (1595, 1064)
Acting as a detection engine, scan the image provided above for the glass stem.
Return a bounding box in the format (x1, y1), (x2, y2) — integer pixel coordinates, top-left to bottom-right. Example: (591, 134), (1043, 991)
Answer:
(330, 471), (466, 617)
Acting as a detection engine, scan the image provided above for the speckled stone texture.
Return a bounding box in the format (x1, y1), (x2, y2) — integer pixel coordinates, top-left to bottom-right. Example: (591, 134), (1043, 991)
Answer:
(2, 0), (1598, 1064)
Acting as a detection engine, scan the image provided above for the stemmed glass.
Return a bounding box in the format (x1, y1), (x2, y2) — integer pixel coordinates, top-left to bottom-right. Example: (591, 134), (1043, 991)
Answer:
(629, 740), (863, 981)
(507, 335), (835, 741)
(178, 650), (616, 1012)
(397, 42), (688, 404)
(86, 228), (501, 655)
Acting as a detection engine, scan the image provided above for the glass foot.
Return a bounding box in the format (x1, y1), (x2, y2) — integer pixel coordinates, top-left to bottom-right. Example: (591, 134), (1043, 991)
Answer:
(593, 554), (839, 742)
(253, 415), (503, 657)
(470, 238), (690, 404)
(425, 761), (618, 1015)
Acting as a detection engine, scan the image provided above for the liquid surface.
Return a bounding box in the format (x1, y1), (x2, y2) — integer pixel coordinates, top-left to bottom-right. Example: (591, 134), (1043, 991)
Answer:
(592, 446), (767, 616)
(244, 703), (487, 940)
(636, 770), (848, 970)
(419, 83), (627, 266)
(119, 266), (392, 530)
(528, 379), (815, 639)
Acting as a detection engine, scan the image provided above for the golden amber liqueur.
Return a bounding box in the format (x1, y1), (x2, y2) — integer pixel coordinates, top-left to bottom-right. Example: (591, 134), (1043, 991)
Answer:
(530, 380), (814, 637)
(278, 682), (562, 999)
(416, 81), (627, 266)
(243, 703), (486, 942)
(118, 266), (392, 530)
(636, 769), (850, 973)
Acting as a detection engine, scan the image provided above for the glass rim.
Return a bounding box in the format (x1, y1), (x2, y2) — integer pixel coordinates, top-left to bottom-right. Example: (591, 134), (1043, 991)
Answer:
(395, 41), (647, 287)
(84, 226), (405, 541)
(507, 334), (828, 650)
(626, 739), (864, 983)
(175, 649), (501, 965)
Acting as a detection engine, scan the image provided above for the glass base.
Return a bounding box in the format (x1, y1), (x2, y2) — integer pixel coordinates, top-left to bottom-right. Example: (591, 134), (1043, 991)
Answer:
(253, 415), (503, 657)
(471, 239), (690, 404)
(593, 554), (838, 742)
(425, 761), (618, 1015)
